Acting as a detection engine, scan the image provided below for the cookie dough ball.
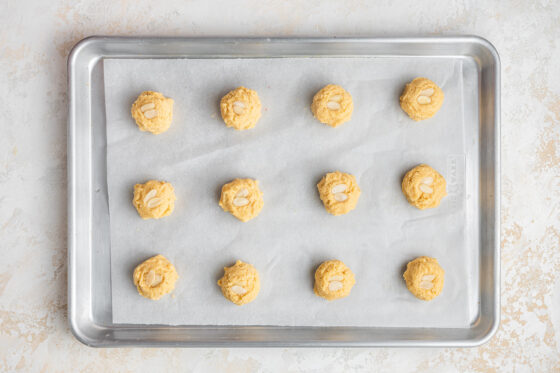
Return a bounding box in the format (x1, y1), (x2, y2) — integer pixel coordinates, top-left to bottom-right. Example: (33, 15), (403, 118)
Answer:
(314, 260), (356, 300)
(399, 78), (444, 121)
(133, 180), (176, 219)
(133, 254), (179, 300)
(219, 178), (264, 222)
(217, 260), (260, 305)
(317, 171), (361, 216)
(403, 256), (445, 301)
(311, 84), (353, 127)
(220, 87), (262, 130)
(131, 91), (174, 134)
(402, 164), (447, 210)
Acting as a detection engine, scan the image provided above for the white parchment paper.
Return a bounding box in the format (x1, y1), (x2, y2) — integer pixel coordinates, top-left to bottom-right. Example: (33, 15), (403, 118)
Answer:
(104, 57), (479, 327)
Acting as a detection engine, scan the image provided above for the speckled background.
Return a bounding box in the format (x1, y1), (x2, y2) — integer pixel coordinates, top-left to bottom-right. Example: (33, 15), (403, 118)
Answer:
(1, 0), (559, 372)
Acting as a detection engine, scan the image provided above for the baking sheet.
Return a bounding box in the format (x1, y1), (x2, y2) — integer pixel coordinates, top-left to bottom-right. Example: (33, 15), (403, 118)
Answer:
(104, 57), (478, 327)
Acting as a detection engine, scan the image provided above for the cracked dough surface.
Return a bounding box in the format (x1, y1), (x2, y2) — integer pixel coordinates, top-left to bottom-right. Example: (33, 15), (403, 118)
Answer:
(401, 164), (447, 210)
(217, 260), (260, 305)
(220, 86), (262, 130)
(403, 256), (445, 301)
(133, 180), (176, 219)
(311, 84), (353, 127)
(317, 171), (361, 215)
(131, 91), (174, 134)
(132, 255), (179, 300)
(219, 178), (264, 222)
(314, 260), (356, 300)
(399, 77), (444, 121)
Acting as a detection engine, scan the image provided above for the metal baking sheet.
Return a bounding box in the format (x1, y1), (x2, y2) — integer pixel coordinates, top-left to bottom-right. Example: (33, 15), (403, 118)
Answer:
(68, 36), (500, 347)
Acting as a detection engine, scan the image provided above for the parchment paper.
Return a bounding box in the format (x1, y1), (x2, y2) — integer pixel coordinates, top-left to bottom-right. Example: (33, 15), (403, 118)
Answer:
(104, 57), (479, 327)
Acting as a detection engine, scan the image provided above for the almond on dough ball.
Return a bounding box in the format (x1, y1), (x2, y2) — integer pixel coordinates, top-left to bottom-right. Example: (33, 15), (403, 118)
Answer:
(399, 78), (444, 121)
(219, 178), (264, 222)
(220, 87), (262, 130)
(131, 91), (174, 134)
(317, 171), (361, 215)
(401, 164), (447, 210)
(133, 255), (179, 300)
(311, 84), (354, 127)
(133, 180), (176, 219)
(217, 260), (260, 305)
(314, 260), (356, 300)
(403, 256), (445, 301)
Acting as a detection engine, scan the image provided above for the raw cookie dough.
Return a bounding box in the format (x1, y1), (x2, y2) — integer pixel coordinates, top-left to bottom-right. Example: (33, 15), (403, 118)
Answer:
(133, 180), (176, 219)
(317, 171), (361, 216)
(219, 178), (264, 222)
(131, 91), (174, 134)
(220, 87), (262, 130)
(401, 164), (447, 210)
(403, 256), (445, 301)
(314, 260), (356, 300)
(311, 84), (354, 127)
(132, 254), (179, 300)
(399, 77), (444, 121)
(217, 260), (260, 305)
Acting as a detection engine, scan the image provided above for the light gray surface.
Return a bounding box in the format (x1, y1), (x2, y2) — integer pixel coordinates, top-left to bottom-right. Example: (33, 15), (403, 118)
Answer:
(68, 37), (499, 346)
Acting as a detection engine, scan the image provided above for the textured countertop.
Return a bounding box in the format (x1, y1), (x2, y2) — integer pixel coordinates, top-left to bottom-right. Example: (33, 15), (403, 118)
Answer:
(1, 0), (559, 372)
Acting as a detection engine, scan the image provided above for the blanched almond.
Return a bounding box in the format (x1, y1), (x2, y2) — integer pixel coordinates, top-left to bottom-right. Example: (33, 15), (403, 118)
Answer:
(326, 101), (341, 110)
(143, 109), (158, 119)
(236, 188), (249, 198)
(419, 88), (434, 96)
(328, 280), (343, 291)
(331, 184), (347, 194)
(146, 270), (162, 287)
(233, 197), (249, 207)
(233, 101), (246, 115)
(419, 281), (434, 290)
(421, 177), (434, 185)
(231, 285), (247, 295)
(147, 197), (162, 208)
(140, 103), (156, 112)
(419, 184), (433, 194)
(143, 189), (157, 203)
(334, 193), (348, 202)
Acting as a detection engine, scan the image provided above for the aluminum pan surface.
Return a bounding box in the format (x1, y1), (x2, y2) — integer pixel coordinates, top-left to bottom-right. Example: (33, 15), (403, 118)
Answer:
(67, 36), (500, 347)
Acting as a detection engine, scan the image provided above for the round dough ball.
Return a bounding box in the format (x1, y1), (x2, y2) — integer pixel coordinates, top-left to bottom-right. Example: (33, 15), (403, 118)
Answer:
(399, 77), (444, 121)
(133, 180), (176, 219)
(133, 254), (179, 300)
(131, 91), (174, 134)
(311, 84), (353, 127)
(401, 164), (447, 210)
(403, 256), (445, 301)
(220, 87), (262, 130)
(219, 178), (264, 222)
(217, 260), (260, 305)
(314, 260), (355, 300)
(317, 171), (361, 216)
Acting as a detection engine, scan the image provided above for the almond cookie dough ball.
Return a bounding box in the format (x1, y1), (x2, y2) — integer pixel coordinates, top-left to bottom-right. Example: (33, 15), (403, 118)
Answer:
(403, 256), (445, 301)
(219, 178), (264, 222)
(311, 84), (353, 127)
(133, 180), (176, 219)
(133, 254), (179, 300)
(220, 87), (262, 130)
(217, 260), (260, 305)
(402, 164), (447, 210)
(314, 260), (356, 300)
(131, 91), (174, 134)
(317, 171), (361, 216)
(399, 78), (444, 121)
